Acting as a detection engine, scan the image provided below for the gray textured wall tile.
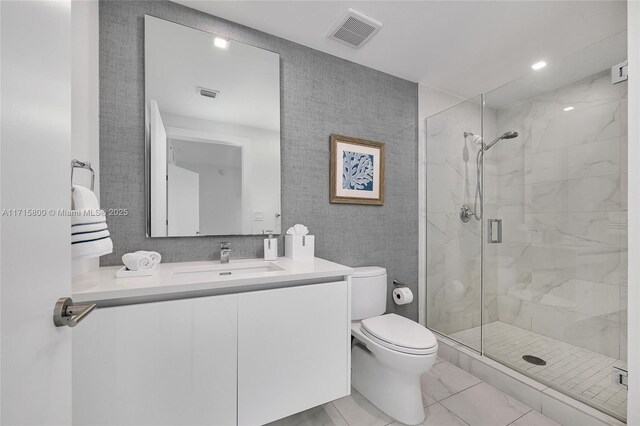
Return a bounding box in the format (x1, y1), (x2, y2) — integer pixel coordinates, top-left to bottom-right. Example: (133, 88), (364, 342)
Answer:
(100, 0), (419, 320)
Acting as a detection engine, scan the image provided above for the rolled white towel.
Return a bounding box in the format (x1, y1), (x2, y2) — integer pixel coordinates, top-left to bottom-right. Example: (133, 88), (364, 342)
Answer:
(122, 252), (154, 271)
(135, 250), (161, 265)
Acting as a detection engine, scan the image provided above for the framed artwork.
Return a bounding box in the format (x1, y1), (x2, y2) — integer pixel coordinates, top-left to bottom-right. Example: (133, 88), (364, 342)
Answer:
(330, 134), (385, 205)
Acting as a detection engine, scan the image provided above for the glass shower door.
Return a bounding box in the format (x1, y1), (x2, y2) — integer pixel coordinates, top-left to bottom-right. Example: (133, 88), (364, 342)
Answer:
(481, 36), (628, 420)
(425, 96), (484, 352)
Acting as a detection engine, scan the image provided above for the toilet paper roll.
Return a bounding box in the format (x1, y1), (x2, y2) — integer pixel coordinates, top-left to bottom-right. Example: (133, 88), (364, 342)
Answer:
(393, 287), (413, 305)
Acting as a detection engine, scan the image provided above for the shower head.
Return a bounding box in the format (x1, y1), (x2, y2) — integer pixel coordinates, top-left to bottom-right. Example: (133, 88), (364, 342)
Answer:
(484, 130), (519, 151)
(501, 131), (519, 139)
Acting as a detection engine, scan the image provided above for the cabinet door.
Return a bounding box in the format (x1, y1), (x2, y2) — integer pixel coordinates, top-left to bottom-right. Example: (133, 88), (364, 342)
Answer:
(238, 281), (350, 425)
(73, 295), (238, 426)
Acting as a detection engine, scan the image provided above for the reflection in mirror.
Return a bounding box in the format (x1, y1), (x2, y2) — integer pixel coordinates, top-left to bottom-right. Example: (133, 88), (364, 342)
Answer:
(145, 15), (281, 237)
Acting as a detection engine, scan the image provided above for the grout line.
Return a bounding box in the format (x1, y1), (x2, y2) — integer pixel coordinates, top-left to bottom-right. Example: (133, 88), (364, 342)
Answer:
(505, 410), (533, 426)
(434, 382), (483, 404)
(330, 401), (349, 425)
(434, 402), (472, 426)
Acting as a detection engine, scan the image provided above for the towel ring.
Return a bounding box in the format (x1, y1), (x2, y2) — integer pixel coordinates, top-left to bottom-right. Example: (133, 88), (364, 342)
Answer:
(71, 159), (95, 191)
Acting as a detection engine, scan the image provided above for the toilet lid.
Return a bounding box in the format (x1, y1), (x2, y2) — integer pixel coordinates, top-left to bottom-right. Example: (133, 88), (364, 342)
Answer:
(352, 266), (386, 278)
(361, 314), (437, 351)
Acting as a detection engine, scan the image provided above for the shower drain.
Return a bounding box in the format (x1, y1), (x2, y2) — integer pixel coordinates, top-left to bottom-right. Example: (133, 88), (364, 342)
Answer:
(523, 355), (546, 366)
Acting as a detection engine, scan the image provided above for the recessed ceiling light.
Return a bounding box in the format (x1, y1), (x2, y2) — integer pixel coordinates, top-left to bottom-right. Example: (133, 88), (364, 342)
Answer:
(531, 61), (547, 70)
(214, 37), (229, 50)
(563, 106), (575, 112)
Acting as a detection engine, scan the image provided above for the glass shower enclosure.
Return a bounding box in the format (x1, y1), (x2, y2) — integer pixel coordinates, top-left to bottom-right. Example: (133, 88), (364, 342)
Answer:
(425, 32), (628, 421)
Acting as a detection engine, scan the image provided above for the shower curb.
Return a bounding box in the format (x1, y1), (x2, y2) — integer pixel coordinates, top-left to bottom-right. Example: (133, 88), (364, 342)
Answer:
(436, 335), (626, 426)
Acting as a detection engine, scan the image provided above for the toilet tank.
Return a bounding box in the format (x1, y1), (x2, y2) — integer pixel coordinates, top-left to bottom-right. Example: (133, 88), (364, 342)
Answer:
(351, 266), (387, 320)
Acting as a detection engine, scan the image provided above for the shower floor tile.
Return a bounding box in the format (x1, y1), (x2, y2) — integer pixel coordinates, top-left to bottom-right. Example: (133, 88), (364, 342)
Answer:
(450, 321), (627, 420)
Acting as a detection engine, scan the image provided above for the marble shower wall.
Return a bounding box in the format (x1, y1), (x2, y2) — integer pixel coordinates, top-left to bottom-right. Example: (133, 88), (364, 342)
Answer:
(485, 70), (628, 360)
(425, 97), (497, 350)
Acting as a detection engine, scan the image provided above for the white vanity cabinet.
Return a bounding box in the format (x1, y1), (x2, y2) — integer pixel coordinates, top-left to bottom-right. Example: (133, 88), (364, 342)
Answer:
(238, 281), (351, 425)
(72, 271), (351, 426)
(72, 294), (239, 426)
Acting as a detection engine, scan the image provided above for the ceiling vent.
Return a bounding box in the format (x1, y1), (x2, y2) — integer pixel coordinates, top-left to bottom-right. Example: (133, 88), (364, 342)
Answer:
(328, 9), (382, 49)
(198, 87), (220, 99)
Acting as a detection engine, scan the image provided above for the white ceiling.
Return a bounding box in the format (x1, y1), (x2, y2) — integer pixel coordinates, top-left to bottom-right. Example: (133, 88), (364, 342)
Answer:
(485, 30), (627, 109)
(174, 0), (627, 99)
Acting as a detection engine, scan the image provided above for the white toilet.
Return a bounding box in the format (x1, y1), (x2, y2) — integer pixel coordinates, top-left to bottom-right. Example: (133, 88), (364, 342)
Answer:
(350, 267), (438, 425)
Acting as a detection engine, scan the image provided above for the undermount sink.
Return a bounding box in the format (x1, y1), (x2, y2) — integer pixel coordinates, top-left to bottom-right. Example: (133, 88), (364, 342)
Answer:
(172, 261), (285, 281)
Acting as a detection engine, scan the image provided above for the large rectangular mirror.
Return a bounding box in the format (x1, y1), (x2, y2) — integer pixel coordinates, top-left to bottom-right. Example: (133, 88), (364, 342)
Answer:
(145, 15), (281, 237)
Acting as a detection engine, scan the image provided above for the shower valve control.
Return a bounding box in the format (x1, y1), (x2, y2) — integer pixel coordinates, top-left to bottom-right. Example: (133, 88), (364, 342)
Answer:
(459, 205), (473, 223)
(488, 219), (503, 244)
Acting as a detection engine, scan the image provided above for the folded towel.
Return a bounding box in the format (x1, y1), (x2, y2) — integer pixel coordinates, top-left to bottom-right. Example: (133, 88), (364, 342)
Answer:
(72, 184), (98, 210)
(72, 185), (106, 221)
(72, 215), (106, 226)
(72, 236), (113, 259)
(71, 184), (112, 258)
(72, 229), (110, 244)
(71, 222), (108, 237)
(122, 252), (154, 271)
(135, 250), (161, 265)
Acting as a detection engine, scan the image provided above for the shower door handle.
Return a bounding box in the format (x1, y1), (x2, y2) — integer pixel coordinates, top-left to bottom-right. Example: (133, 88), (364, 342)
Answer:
(488, 219), (502, 243)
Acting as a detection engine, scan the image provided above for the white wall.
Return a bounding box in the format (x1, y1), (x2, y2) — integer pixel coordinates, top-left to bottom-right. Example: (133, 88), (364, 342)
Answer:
(163, 113), (281, 234)
(626, 1), (639, 424)
(71, 0), (99, 275)
(178, 160), (243, 235)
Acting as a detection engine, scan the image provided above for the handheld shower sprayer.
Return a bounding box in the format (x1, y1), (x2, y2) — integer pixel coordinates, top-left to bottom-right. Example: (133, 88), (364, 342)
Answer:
(483, 130), (519, 151)
(460, 131), (520, 223)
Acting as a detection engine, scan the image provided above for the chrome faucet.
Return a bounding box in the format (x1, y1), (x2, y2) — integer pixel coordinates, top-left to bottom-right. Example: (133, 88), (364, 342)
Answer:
(220, 242), (231, 264)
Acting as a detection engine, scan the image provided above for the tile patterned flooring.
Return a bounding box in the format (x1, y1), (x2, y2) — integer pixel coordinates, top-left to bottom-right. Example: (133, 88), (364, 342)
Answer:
(450, 321), (627, 420)
(269, 358), (560, 426)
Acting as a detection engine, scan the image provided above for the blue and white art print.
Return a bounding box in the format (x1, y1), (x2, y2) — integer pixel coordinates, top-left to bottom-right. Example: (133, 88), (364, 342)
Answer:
(342, 151), (374, 191)
(331, 135), (385, 205)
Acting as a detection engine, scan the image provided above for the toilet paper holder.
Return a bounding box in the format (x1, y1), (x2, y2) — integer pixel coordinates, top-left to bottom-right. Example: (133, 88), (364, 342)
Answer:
(392, 286), (414, 305)
(393, 279), (408, 287)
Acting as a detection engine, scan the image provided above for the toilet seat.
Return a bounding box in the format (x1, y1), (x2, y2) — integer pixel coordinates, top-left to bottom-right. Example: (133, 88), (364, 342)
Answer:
(360, 314), (437, 356)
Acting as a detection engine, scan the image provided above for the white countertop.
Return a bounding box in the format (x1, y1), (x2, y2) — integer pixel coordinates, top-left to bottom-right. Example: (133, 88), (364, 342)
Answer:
(73, 257), (353, 306)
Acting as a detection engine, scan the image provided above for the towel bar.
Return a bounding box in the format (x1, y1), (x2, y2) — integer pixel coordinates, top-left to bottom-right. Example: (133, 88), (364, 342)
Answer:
(71, 159), (95, 191)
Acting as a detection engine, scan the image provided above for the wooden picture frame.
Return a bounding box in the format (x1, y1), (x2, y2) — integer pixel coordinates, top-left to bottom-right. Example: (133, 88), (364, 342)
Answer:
(330, 134), (385, 205)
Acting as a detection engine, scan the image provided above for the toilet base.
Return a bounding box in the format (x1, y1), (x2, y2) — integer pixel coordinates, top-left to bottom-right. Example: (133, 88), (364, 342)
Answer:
(351, 344), (427, 425)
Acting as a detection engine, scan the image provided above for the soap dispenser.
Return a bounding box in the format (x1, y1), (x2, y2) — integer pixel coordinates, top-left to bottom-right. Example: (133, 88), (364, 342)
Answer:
(264, 231), (278, 261)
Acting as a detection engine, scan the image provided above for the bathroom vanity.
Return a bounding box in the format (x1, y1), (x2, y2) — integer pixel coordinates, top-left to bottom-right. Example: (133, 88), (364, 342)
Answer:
(72, 257), (352, 425)
(69, 16), (350, 425)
